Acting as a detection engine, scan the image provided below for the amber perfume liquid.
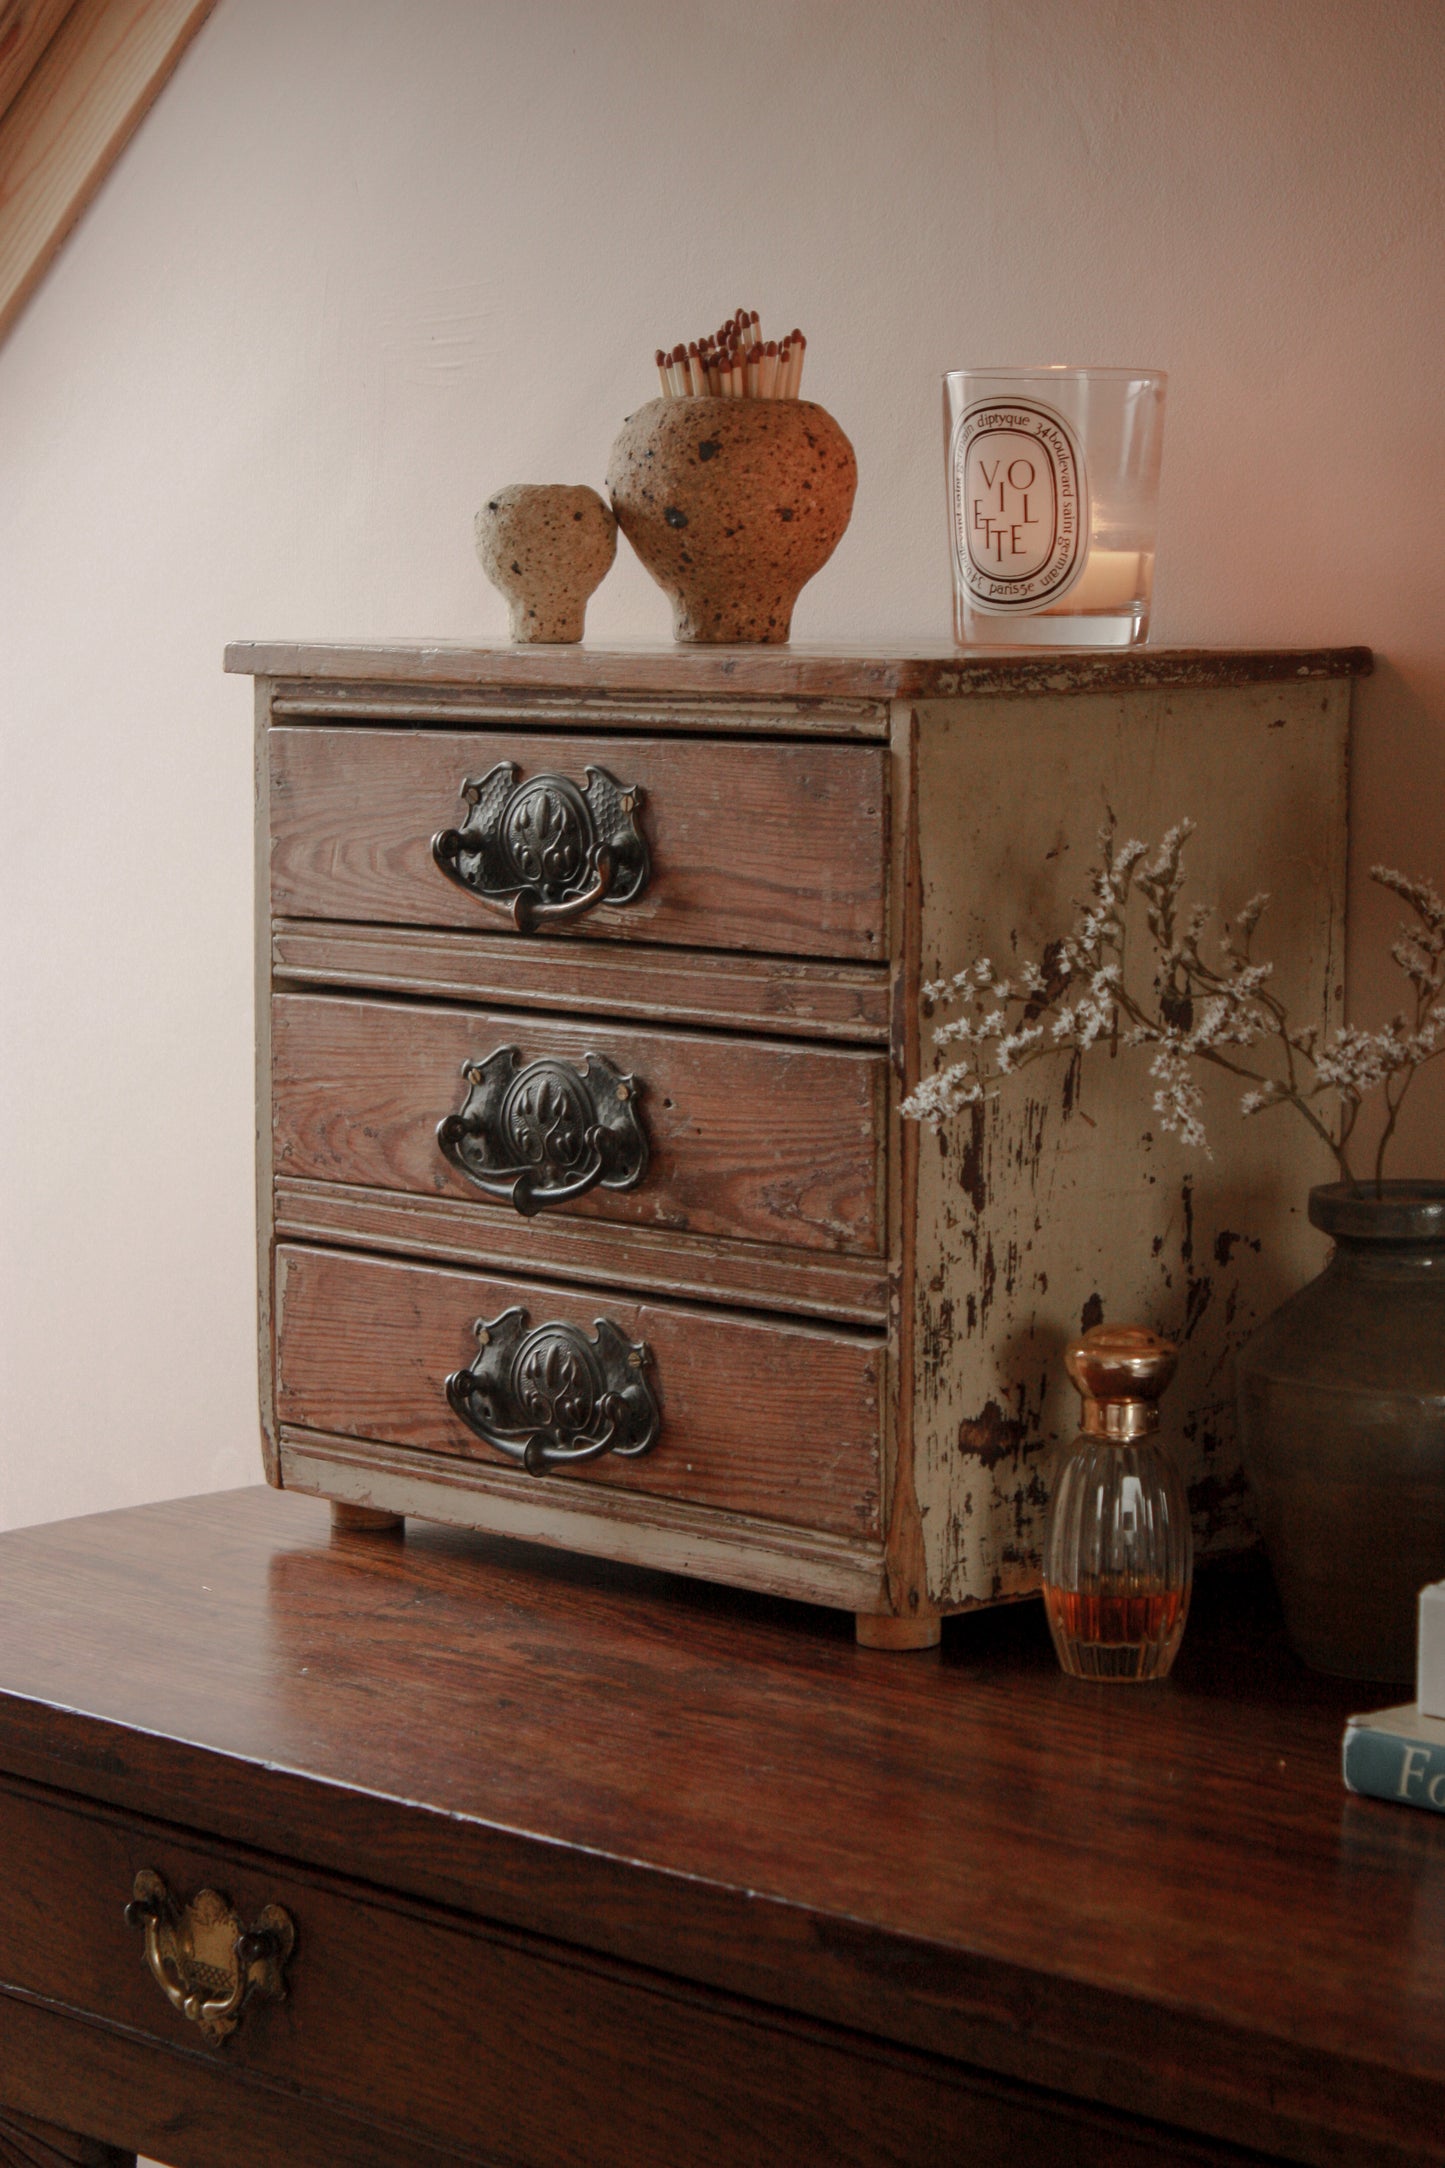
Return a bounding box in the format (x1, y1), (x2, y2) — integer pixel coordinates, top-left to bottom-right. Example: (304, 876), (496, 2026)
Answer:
(1043, 1577), (1189, 1682)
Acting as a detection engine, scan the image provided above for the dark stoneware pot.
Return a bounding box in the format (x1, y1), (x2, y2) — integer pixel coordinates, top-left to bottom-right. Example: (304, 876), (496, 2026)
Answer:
(1237, 1181), (1445, 1682)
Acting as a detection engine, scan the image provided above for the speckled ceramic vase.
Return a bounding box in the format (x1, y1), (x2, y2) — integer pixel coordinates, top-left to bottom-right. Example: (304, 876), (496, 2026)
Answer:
(606, 398), (857, 643)
(474, 484), (616, 643)
(1237, 1182), (1445, 1682)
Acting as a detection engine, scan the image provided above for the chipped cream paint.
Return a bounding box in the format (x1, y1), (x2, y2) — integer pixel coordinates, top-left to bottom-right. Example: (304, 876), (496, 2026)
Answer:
(907, 679), (1349, 1611)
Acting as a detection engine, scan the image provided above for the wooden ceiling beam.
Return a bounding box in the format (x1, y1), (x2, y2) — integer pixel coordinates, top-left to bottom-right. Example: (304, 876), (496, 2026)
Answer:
(0, 0), (216, 347)
(0, 1), (78, 128)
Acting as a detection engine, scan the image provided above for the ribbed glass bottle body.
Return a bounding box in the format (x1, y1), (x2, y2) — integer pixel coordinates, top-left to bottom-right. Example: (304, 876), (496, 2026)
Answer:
(1042, 1437), (1192, 1680)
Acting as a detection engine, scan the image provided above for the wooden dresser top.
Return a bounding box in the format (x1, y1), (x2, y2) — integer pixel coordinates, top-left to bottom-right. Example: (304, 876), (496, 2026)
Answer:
(0, 1487), (1437, 2163)
(225, 640), (1372, 702)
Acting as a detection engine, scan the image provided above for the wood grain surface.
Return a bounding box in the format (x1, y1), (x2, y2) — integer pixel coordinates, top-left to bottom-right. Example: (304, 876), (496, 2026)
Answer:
(0, 1489), (1437, 2168)
(272, 918), (890, 1042)
(274, 1244), (884, 1536)
(228, 641), (1374, 703)
(0, 1779), (1266, 2168)
(271, 1177), (891, 1323)
(0, 2), (74, 126)
(269, 681), (892, 738)
(268, 724), (888, 960)
(271, 991), (887, 1257)
(0, 1992), (462, 2168)
(278, 1424), (888, 1610)
(0, 0), (215, 344)
(0, 2104), (131, 2168)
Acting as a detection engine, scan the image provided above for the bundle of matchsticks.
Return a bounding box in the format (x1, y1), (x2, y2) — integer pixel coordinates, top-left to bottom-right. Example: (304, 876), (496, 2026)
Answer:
(654, 308), (807, 400)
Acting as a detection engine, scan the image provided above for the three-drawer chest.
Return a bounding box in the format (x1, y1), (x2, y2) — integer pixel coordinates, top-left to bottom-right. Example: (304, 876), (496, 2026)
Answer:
(228, 641), (1366, 1644)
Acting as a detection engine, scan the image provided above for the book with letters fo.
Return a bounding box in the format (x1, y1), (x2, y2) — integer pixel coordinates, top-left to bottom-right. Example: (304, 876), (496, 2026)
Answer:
(1342, 1704), (1445, 1814)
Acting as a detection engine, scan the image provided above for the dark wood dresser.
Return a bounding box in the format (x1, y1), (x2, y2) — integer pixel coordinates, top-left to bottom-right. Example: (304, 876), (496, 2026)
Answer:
(0, 1488), (1440, 2167)
(228, 640), (1365, 1646)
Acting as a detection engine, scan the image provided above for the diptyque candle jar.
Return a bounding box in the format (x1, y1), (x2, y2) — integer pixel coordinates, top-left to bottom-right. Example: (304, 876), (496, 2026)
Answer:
(1043, 1324), (1192, 1682)
(944, 366), (1166, 648)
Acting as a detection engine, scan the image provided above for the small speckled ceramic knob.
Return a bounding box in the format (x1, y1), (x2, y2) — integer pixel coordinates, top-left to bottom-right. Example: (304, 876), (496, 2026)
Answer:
(474, 484), (617, 643)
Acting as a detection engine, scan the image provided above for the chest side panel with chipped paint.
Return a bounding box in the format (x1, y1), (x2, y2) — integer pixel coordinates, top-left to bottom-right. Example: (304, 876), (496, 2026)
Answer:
(910, 680), (1349, 1610)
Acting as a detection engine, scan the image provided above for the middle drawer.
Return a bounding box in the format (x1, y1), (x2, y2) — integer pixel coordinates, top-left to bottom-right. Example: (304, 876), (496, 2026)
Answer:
(273, 993), (887, 1257)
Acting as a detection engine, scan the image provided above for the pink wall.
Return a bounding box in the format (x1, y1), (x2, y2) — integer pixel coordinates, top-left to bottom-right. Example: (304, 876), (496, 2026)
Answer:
(1, 0), (1441, 1531)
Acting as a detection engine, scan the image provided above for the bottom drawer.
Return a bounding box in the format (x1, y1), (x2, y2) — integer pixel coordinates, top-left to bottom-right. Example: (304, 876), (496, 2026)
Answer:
(0, 1781), (1236, 2168)
(274, 1244), (883, 1540)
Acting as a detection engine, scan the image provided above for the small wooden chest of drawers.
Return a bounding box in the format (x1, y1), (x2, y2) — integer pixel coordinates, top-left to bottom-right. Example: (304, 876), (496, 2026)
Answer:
(230, 641), (1365, 1643)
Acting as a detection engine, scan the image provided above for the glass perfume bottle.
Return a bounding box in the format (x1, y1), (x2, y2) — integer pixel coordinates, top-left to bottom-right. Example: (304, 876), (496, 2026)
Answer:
(1043, 1324), (1192, 1681)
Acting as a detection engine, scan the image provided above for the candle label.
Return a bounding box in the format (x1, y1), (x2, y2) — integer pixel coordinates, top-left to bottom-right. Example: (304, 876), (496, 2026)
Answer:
(951, 399), (1089, 613)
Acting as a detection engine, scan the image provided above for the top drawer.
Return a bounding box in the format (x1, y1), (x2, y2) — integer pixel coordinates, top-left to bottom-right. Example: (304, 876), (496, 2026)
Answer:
(268, 725), (888, 960)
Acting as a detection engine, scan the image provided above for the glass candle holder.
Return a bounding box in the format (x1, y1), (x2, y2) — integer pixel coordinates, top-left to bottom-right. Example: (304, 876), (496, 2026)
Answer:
(944, 366), (1166, 649)
(1042, 1324), (1192, 1682)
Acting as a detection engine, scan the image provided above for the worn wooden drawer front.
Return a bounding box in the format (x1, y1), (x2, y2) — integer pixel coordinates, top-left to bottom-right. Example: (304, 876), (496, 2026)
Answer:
(271, 920), (892, 1044)
(275, 1244), (883, 1537)
(0, 1780), (1231, 2168)
(272, 991), (886, 1257)
(268, 725), (888, 959)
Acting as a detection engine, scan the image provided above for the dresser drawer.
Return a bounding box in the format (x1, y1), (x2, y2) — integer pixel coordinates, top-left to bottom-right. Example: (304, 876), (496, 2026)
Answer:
(274, 1244), (883, 1538)
(268, 724), (887, 959)
(0, 1779), (1227, 2168)
(272, 991), (887, 1257)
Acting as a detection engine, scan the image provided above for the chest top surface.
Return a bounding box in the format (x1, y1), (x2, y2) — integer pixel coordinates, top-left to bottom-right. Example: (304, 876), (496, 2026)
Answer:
(225, 639), (1372, 706)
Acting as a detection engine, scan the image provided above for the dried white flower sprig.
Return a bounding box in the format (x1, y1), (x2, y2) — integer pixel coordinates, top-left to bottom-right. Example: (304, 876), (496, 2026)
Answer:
(901, 817), (1445, 1193)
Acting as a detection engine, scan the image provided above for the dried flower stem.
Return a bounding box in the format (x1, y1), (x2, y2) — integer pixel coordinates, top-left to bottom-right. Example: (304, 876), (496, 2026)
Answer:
(902, 818), (1445, 1195)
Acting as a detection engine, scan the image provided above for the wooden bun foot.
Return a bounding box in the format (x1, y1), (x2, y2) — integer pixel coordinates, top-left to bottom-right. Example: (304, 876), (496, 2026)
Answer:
(855, 1612), (941, 1651)
(331, 1501), (404, 1535)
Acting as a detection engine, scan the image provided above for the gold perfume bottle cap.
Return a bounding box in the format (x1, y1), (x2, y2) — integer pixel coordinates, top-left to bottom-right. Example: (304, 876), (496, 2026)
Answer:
(1064, 1323), (1177, 1440)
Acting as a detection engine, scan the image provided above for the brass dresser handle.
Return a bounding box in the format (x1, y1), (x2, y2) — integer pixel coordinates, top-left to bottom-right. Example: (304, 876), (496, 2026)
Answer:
(431, 761), (650, 931)
(446, 1307), (659, 1475)
(436, 1046), (649, 1216)
(124, 1869), (294, 2046)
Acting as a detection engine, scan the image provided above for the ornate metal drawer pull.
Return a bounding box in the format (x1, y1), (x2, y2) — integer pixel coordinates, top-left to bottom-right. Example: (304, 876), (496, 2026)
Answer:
(446, 1308), (659, 1475)
(124, 1869), (294, 2046)
(431, 763), (649, 932)
(436, 1047), (648, 1217)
